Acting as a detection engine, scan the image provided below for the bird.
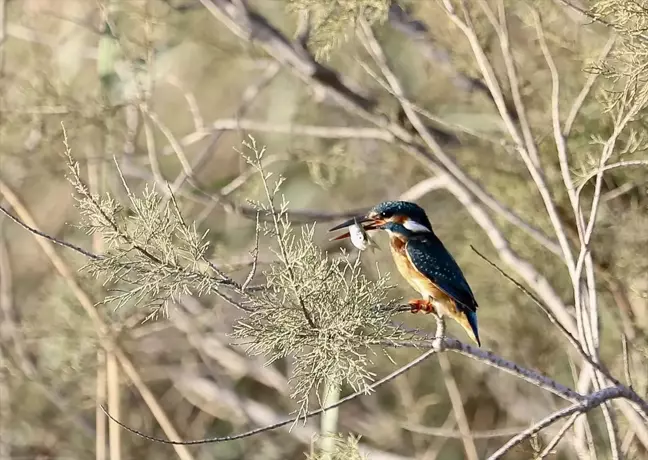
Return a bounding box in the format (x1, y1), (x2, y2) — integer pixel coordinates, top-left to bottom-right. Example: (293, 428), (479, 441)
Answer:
(329, 200), (481, 346)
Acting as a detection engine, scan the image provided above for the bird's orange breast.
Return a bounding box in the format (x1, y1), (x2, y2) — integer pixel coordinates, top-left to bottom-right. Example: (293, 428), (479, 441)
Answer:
(389, 236), (455, 312)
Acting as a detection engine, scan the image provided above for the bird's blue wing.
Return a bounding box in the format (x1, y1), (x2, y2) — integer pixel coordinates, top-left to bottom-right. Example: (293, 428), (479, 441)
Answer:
(405, 235), (478, 312)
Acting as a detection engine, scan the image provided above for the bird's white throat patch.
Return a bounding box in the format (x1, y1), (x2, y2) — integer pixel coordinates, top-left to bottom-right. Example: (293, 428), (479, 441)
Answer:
(403, 218), (431, 233)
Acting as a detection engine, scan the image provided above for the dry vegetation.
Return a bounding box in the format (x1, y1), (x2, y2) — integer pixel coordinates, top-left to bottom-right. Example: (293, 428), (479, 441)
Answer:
(1, 0), (648, 459)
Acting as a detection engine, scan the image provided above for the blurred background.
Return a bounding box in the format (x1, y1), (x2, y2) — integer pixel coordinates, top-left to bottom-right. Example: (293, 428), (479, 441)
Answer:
(1, 0), (647, 459)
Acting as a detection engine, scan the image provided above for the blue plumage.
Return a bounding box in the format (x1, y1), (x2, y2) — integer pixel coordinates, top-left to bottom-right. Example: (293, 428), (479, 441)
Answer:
(405, 234), (478, 313)
(465, 311), (480, 346)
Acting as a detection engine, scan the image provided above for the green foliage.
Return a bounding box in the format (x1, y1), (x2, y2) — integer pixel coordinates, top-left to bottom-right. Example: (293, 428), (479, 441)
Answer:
(590, 1), (648, 113)
(288, 0), (390, 58)
(231, 137), (408, 415)
(64, 131), (224, 320)
(233, 231), (404, 415)
(591, 0), (648, 37)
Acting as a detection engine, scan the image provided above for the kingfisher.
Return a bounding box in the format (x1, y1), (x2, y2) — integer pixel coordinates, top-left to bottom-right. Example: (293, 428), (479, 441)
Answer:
(329, 201), (481, 346)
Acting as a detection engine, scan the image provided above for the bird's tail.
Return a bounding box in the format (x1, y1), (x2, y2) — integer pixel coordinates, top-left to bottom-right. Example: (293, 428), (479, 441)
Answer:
(457, 311), (481, 347)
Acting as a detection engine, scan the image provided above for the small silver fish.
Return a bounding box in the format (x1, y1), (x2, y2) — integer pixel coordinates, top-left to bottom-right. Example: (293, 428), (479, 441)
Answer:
(349, 218), (377, 251)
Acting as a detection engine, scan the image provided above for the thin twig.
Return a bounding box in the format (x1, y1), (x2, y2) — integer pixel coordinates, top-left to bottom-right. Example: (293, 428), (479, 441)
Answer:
(534, 9), (580, 230)
(0, 204), (101, 260)
(241, 211), (260, 291)
(401, 423), (528, 439)
(576, 160), (648, 195)
(101, 346), (440, 445)
(622, 334), (632, 390)
(164, 76), (204, 132)
(538, 412), (579, 459)
(563, 37), (616, 138)
(166, 119), (393, 155)
(495, 0), (541, 168)
(470, 246), (594, 369)
(249, 139), (316, 328)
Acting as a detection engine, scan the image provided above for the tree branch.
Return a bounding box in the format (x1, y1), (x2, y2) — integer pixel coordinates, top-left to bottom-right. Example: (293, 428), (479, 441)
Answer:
(488, 386), (631, 459)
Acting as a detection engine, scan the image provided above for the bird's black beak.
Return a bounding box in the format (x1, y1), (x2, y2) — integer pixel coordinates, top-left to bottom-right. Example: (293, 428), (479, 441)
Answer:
(328, 215), (384, 241)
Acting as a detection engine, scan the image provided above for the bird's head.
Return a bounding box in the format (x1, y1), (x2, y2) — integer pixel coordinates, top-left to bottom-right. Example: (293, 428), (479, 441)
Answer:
(329, 201), (433, 241)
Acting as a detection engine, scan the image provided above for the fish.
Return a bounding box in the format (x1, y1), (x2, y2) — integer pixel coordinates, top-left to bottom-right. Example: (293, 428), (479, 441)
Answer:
(349, 218), (378, 252)
(329, 217), (379, 252)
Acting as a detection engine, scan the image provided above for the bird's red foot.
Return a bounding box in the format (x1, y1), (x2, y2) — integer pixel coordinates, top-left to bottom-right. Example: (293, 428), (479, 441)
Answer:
(408, 299), (436, 314)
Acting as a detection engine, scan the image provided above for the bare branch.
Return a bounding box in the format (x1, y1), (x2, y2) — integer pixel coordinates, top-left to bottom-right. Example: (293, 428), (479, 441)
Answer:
(563, 37), (616, 138)
(622, 334), (633, 390)
(166, 119), (393, 155)
(488, 386), (630, 459)
(401, 424), (528, 439)
(576, 160), (648, 195)
(387, 338), (583, 402)
(387, 3), (490, 98)
(534, 10), (580, 228)
(494, 0), (541, 168)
